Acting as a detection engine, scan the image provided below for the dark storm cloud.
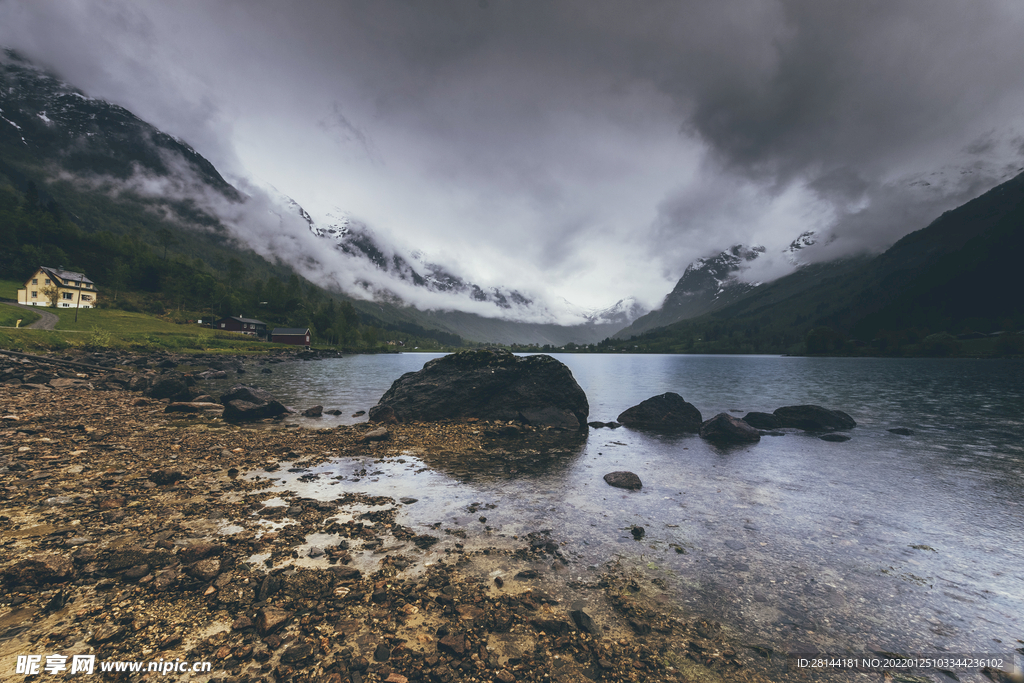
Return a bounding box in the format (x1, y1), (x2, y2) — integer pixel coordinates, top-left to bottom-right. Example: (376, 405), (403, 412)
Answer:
(2, 0), (1023, 317)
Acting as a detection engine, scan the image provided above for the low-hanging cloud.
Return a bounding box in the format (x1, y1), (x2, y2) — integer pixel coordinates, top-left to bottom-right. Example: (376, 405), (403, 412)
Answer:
(3, 0), (1024, 318)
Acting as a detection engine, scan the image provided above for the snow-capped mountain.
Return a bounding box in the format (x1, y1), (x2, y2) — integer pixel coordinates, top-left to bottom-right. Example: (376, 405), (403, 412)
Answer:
(0, 49), (239, 206)
(298, 202), (650, 329)
(785, 230), (817, 262)
(613, 243), (776, 338)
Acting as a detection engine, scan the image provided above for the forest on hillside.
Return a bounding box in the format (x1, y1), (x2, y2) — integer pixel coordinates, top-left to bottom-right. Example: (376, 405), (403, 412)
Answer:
(0, 181), (460, 350)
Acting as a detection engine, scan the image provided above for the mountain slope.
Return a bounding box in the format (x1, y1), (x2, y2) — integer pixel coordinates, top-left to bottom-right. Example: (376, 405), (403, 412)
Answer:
(614, 244), (765, 338)
(0, 49), (643, 345)
(606, 167), (1024, 353)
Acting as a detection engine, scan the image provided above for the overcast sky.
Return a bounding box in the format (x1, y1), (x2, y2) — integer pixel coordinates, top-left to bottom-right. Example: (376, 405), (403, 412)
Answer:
(2, 0), (1024, 320)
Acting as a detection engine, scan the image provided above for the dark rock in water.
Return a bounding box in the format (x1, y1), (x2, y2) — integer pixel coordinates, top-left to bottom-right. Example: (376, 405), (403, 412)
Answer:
(700, 413), (761, 444)
(324, 408), (342, 415)
(588, 421), (607, 429)
(146, 373), (192, 401)
(438, 633), (468, 656)
(368, 348), (589, 431)
(742, 411), (781, 429)
(616, 392), (702, 432)
(399, 497), (418, 505)
(819, 433), (851, 442)
(773, 405), (856, 431)
(630, 525), (645, 540)
(603, 471), (642, 490)
(628, 618), (652, 635)
(256, 607), (291, 636)
(531, 617), (572, 635)
(570, 605), (599, 635)
(302, 405), (323, 417)
(888, 427), (915, 435)
(280, 642), (313, 664)
(219, 385), (289, 422)
(351, 410), (366, 417)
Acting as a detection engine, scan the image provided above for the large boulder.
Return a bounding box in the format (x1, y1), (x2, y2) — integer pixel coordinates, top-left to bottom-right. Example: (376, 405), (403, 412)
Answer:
(367, 349), (589, 431)
(700, 413), (761, 444)
(616, 392), (702, 433)
(773, 405), (856, 431)
(220, 385), (290, 422)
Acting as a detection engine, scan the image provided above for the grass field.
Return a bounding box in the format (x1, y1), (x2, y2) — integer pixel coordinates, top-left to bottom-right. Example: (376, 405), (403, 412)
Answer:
(0, 304), (282, 354)
(0, 304), (40, 328)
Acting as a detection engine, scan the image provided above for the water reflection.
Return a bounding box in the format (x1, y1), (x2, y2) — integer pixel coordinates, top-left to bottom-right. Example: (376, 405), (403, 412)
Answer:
(415, 433), (588, 483)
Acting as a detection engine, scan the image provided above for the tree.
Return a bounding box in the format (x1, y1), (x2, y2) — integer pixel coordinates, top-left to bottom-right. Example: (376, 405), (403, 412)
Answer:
(157, 228), (177, 260)
(40, 281), (60, 308)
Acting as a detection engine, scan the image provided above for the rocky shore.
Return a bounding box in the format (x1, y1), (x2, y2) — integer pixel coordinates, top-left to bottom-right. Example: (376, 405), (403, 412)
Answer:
(0, 349), (830, 683)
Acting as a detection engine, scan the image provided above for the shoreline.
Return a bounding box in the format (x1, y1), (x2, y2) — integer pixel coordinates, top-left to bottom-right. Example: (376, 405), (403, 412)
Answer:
(0, 350), (784, 683)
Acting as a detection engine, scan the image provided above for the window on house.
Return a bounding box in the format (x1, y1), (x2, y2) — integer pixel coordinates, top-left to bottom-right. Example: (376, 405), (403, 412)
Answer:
(44, 278), (50, 285)
(81, 295), (92, 301)
(85, 283), (91, 288)
(30, 291), (37, 298)
(31, 278), (37, 285)
(62, 292), (73, 300)
(220, 323), (226, 328)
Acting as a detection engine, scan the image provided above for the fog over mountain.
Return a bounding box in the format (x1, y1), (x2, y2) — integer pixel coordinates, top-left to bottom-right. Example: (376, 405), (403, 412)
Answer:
(2, 1), (1024, 325)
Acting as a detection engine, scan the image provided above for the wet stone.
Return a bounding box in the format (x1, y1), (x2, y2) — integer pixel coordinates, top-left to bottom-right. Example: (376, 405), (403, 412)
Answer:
(256, 606), (291, 636)
(603, 471), (642, 490)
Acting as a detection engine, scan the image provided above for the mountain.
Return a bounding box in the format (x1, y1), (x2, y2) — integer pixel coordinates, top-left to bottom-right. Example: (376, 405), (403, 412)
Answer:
(602, 167), (1024, 353)
(0, 48), (643, 346)
(301, 208), (536, 311)
(615, 244), (765, 338)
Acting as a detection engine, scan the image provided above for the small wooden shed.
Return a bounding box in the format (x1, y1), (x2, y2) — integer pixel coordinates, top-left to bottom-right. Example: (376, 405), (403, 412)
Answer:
(271, 327), (311, 348)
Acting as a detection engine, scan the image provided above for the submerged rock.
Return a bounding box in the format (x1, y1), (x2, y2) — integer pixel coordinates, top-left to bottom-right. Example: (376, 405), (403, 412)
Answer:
(368, 348), (589, 431)
(603, 471), (643, 490)
(617, 392), (702, 433)
(742, 411), (781, 429)
(888, 427), (915, 436)
(700, 413), (761, 444)
(773, 405), (856, 431)
(819, 433), (851, 442)
(301, 405), (323, 417)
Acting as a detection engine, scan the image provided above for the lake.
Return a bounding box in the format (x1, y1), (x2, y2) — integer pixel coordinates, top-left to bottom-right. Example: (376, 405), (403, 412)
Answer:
(227, 353), (1024, 675)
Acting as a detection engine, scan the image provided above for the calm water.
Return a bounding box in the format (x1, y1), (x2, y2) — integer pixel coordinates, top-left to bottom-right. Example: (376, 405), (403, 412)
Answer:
(231, 354), (1024, 674)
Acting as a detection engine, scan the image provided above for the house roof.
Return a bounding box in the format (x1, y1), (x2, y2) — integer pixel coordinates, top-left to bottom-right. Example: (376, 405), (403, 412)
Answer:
(272, 328), (310, 336)
(37, 266), (94, 285)
(221, 316), (267, 325)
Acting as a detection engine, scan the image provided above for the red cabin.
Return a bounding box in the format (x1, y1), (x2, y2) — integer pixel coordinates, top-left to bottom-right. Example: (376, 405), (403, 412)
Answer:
(271, 327), (311, 348)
